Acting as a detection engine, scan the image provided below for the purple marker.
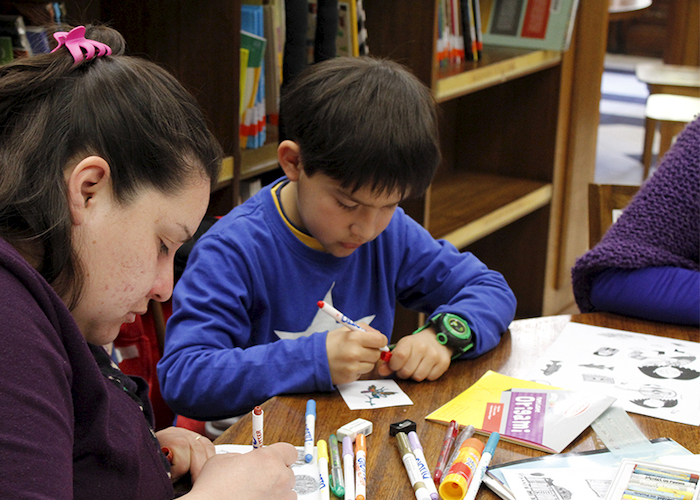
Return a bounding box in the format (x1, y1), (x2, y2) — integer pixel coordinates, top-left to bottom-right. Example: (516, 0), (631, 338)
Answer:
(408, 431), (439, 500)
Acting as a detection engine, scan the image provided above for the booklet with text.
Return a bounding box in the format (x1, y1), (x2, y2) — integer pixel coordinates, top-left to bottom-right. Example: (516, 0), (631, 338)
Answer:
(426, 370), (615, 453)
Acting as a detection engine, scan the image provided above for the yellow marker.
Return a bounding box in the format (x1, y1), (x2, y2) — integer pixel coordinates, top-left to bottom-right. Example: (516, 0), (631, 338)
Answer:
(317, 439), (330, 500)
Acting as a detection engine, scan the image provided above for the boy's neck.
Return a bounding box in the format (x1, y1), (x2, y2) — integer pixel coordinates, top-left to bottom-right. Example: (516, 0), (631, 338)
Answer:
(278, 180), (304, 230)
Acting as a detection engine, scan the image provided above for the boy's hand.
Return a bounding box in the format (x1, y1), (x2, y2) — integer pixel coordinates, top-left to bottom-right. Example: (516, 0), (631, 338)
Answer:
(327, 323), (388, 385)
(376, 328), (452, 381)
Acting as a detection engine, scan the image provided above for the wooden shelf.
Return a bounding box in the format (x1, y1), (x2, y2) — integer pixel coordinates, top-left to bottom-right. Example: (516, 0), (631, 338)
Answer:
(429, 172), (552, 248)
(240, 143), (279, 180)
(434, 48), (562, 102)
(214, 156), (236, 192)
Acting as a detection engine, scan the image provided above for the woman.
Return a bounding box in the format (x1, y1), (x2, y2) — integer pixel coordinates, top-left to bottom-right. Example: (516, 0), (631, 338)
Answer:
(0, 25), (296, 499)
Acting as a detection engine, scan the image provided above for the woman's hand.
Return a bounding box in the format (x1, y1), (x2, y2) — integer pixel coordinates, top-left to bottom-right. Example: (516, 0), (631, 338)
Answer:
(156, 427), (215, 483)
(184, 442), (298, 500)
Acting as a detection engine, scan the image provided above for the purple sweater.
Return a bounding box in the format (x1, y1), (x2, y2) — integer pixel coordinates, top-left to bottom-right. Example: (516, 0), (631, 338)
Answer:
(572, 117), (700, 318)
(0, 239), (173, 500)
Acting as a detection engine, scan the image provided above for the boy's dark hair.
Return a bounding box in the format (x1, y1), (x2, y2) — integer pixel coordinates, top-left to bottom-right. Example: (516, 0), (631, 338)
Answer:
(0, 25), (222, 308)
(280, 56), (440, 198)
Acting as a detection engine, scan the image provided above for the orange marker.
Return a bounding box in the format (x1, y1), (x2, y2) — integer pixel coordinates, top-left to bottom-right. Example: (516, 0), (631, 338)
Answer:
(355, 434), (367, 500)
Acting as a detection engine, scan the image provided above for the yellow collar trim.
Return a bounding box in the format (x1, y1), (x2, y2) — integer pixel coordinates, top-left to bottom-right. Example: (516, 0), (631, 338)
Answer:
(271, 181), (325, 252)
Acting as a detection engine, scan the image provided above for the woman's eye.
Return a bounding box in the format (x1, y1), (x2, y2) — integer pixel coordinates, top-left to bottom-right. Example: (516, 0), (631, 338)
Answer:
(159, 240), (170, 255)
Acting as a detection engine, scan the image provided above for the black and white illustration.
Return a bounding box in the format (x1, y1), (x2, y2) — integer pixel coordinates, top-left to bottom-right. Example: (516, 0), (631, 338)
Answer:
(523, 323), (700, 425)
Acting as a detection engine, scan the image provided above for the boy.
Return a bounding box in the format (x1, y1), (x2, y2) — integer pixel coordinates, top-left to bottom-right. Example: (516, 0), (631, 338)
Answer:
(158, 57), (517, 420)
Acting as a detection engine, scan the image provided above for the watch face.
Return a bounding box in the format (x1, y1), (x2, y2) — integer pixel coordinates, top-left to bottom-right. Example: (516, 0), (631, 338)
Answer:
(444, 314), (469, 339)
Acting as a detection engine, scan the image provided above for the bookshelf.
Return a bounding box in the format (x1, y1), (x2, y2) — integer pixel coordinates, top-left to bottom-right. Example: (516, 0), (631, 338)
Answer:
(361, 0), (609, 320)
(22, 0), (607, 320)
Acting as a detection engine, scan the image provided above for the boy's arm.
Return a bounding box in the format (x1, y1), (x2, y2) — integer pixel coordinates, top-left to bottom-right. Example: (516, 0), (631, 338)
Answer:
(395, 217), (517, 358)
(157, 237), (335, 421)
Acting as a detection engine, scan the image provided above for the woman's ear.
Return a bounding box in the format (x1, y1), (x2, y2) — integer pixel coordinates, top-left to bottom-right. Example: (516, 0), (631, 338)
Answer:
(277, 140), (303, 181)
(65, 156), (111, 225)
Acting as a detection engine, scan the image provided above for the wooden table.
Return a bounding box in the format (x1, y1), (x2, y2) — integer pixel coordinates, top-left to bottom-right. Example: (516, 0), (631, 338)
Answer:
(216, 313), (699, 499)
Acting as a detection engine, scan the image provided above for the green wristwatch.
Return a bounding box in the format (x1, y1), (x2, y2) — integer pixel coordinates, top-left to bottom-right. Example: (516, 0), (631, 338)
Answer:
(413, 313), (474, 359)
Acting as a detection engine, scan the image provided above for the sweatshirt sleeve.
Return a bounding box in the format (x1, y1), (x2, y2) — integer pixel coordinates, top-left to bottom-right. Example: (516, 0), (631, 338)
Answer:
(157, 233), (335, 421)
(590, 266), (700, 326)
(394, 216), (517, 358)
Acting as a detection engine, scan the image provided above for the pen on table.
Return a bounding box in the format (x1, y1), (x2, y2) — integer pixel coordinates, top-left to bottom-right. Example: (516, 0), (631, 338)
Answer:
(408, 431), (439, 500)
(252, 406), (263, 449)
(304, 399), (316, 463)
(317, 300), (392, 361)
(440, 424), (475, 483)
(355, 433), (367, 500)
(463, 432), (500, 500)
(343, 436), (355, 500)
(396, 432), (431, 500)
(432, 420), (459, 486)
(329, 434), (345, 498)
(317, 439), (331, 500)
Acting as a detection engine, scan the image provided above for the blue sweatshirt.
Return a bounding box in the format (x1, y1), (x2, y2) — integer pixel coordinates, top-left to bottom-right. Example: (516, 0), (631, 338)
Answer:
(158, 178), (516, 419)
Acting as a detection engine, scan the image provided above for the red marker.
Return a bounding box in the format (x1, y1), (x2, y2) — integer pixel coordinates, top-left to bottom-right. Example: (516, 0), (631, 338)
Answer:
(317, 301), (392, 362)
(433, 420), (459, 486)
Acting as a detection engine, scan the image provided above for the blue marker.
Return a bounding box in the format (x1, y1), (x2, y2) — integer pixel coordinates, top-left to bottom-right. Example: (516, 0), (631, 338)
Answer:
(463, 432), (501, 500)
(304, 399), (316, 463)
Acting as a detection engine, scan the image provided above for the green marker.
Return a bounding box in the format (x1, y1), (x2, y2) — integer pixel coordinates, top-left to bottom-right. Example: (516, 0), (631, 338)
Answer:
(328, 434), (345, 497)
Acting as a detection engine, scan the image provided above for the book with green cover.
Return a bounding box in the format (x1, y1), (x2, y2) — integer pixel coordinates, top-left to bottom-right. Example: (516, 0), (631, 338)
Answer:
(482, 0), (580, 51)
(426, 370), (615, 453)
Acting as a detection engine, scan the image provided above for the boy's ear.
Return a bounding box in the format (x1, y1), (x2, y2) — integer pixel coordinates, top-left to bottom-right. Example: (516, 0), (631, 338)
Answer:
(65, 155), (112, 225)
(277, 140), (303, 181)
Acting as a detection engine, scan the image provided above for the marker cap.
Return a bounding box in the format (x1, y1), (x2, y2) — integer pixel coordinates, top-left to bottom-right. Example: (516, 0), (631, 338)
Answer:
(317, 439), (328, 460)
(342, 436), (353, 457)
(306, 399), (316, 417)
(407, 431), (423, 451)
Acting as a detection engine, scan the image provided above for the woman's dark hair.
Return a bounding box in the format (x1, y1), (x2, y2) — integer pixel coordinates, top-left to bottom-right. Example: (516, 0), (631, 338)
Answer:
(0, 25), (222, 308)
(280, 56), (440, 199)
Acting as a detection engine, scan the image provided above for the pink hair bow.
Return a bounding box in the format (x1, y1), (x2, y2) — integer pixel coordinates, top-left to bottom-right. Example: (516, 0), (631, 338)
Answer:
(51, 26), (112, 64)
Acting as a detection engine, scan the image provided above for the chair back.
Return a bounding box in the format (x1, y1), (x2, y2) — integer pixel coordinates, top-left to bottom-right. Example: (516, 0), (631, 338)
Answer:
(588, 183), (639, 247)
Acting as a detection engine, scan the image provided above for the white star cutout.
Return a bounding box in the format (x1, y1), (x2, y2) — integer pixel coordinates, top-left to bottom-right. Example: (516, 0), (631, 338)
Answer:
(274, 283), (375, 340)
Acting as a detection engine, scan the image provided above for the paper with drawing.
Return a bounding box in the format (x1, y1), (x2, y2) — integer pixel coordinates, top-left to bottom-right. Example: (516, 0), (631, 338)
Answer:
(522, 323), (700, 425)
(336, 379), (413, 410)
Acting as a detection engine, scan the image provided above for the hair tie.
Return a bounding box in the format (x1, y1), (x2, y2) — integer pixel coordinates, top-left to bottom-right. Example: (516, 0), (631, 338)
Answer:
(51, 26), (112, 64)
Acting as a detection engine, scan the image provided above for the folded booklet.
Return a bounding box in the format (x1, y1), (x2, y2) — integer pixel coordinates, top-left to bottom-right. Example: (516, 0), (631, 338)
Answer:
(426, 370), (616, 453)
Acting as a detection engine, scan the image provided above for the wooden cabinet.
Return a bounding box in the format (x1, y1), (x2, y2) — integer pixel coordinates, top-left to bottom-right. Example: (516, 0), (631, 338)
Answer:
(60, 0), (607, 319)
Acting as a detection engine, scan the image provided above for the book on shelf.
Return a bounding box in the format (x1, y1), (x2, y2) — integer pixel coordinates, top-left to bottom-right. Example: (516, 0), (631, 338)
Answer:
(425, 370), (615, 453)
(356, 0), (368, 56)
(0, 14), (33, 58)
(240, 3), (267, 149)
(306, 1), (365, 60)
(0, 36), (13, 64)
(482, 0), (580, 51)
(459, 0), (478, 61)
(336, 2), (354, 57)
(239, 47), (250, 118)
(25, 25), (50, 54)
(263, 0), (284, 127)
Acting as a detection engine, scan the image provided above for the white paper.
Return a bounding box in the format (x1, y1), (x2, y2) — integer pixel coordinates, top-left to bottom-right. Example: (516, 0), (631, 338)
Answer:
(216, 444), (321, 499)
(336, 379), (413, 410)
(501, 466), (617, 500)
(521, 323), (700, 425)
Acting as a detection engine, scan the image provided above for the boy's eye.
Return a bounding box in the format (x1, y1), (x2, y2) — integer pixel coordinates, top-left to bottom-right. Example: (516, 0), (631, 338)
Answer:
(336, 199), (358, 211)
